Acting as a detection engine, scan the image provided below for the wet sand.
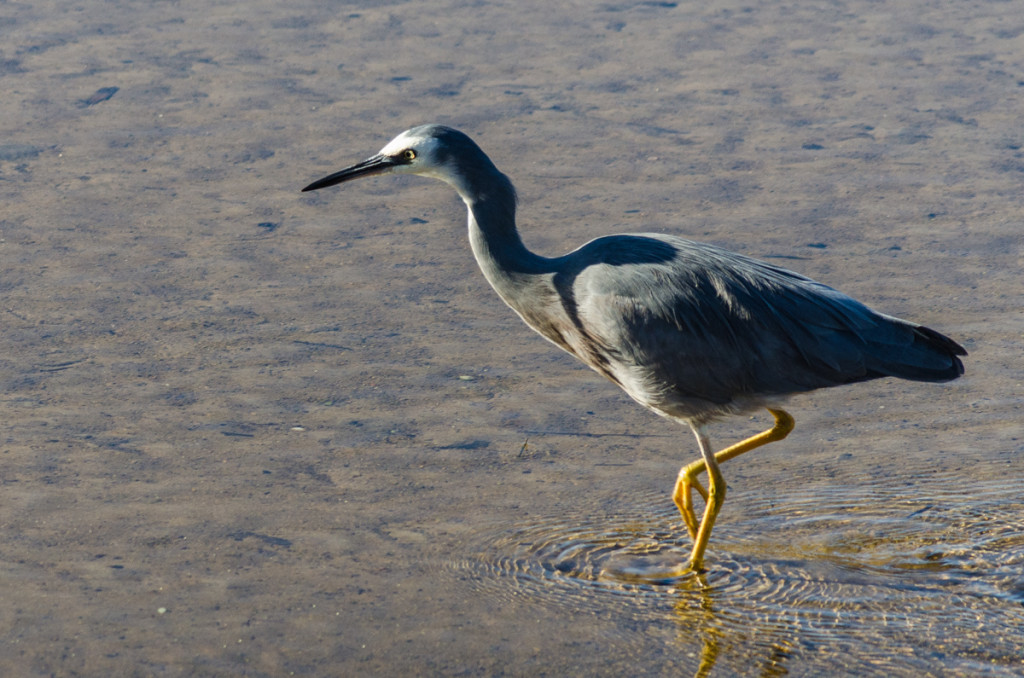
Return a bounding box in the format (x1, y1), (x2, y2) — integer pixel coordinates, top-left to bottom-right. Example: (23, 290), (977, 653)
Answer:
(2, 0), (1022, 675)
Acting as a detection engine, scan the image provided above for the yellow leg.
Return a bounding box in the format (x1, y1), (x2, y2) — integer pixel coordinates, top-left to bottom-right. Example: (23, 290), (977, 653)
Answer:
(672, 408), (795, 569)
(686, 429), (726, 572)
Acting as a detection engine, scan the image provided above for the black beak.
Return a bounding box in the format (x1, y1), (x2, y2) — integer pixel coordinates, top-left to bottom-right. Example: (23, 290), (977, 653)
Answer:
(301, 154), (397, 192)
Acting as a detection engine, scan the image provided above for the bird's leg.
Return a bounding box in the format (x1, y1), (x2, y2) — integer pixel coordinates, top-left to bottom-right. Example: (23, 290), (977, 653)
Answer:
(683, 426), (727, 572)
(673, 409), (795, 547)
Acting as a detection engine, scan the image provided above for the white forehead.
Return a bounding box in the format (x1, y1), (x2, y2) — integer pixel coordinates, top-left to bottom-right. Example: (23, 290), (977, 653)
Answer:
(379, 129), (441, 157)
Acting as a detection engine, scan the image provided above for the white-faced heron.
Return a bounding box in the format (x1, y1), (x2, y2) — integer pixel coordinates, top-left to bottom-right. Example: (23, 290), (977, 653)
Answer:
(302, 125), (966, 571)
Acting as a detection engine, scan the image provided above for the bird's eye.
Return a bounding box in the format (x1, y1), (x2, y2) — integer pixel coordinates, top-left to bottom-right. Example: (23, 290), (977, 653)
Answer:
(401, 149), (417, 161)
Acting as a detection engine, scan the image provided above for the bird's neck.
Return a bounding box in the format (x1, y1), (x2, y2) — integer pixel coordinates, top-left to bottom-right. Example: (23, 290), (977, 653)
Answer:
(459, 179), (550, 307)
(456, 172), (571, 356)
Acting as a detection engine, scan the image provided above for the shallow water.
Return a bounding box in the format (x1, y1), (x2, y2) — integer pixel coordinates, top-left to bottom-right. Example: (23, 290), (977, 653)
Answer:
(2, 0), (1023, 675)
(456, 477), (1024, 674)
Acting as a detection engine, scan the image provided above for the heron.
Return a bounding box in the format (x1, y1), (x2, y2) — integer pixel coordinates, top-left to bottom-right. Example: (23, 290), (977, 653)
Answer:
(302, 124), (966, 571)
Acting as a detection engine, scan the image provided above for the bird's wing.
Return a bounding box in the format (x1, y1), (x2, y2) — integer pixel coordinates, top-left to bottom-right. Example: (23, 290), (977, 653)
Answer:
(564, 234), (952, 404)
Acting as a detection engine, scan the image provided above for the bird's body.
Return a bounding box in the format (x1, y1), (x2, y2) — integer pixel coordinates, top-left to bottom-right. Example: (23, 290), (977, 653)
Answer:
(483, 230), (962, 425)
(303, 124), (966, 571)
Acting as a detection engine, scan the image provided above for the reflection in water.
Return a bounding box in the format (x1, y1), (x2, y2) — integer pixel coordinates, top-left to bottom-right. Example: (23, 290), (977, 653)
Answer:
(453, 477), (1024, 676)
(670, 575), (795, 678)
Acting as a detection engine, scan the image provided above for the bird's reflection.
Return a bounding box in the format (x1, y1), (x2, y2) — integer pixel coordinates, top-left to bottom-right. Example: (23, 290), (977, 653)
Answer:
(669, 571), (796, 678)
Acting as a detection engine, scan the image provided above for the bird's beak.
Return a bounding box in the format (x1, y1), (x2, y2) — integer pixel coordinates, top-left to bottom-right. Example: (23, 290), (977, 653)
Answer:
(302, 154), (397, 192)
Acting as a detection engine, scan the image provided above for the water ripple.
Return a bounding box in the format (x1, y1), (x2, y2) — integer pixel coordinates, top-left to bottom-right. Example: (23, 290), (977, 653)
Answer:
(449, 476), (1024, 675)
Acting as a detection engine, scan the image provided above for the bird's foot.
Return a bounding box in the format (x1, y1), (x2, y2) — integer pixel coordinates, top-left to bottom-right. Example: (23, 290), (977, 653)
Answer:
(674, 460), (709, 540)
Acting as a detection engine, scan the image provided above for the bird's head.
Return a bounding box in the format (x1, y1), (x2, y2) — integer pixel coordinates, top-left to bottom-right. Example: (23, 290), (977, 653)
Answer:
(302, 124), (487, 196)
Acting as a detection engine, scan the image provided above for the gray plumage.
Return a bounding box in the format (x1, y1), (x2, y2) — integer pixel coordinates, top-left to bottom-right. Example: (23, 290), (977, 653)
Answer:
(302, 124), (966, 571)
(541, 232), (964, 417)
